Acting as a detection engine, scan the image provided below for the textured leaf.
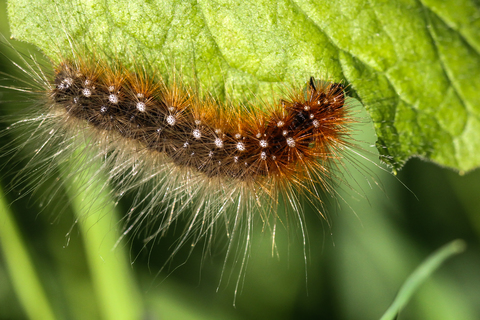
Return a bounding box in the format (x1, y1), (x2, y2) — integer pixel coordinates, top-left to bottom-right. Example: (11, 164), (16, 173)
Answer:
(7, 0), (480, 172)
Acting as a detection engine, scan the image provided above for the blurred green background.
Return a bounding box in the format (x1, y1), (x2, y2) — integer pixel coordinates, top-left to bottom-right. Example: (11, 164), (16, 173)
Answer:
(1, 1), (480, 319)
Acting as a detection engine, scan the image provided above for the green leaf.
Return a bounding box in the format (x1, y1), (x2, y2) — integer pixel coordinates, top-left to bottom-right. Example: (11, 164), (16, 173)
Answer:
(7, 0), (480, 172)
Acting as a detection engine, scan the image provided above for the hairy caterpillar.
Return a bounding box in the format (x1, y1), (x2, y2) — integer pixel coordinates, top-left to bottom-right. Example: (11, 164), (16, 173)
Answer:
(0, 0), (385, 294)
(1, 44), (365, 260)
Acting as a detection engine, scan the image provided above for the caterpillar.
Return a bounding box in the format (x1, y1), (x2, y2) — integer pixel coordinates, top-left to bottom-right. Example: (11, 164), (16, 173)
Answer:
(1, 46), (359, 254)
(53, 60), (348, 184)
(50, 57), (351, 236)
(0, 0), (382, 293)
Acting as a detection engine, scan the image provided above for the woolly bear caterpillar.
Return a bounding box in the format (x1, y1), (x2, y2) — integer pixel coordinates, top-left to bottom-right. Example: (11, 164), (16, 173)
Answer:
(0, 0), (388, 297)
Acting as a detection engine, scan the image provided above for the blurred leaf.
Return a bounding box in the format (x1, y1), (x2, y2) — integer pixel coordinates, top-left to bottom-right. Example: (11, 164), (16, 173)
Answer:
(380, 239), (466, 320)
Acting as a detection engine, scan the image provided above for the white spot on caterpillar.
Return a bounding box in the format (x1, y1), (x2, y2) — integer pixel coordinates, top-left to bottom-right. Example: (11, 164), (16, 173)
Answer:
(277, 121), (285, 127)
(312, 120), (320, 128)
(209, 151), (214, 157)
(259, 140), (268, 148)
(59, 77), (73, 90)
(236, 142), (245, 151)
(109, 94), (119, 104)
(214, 137), (223, 148)
(100, 106), (107, 113)
(136, 102), (146, 112)
(309, 114), (315, 119)
(215, 129), (221, 134)
(260, 151), (267, 160)
(136, 93), (144, 99)
(256, 133), (262, 139)
(108, 85), (115, 92)
(73, 97), (79, 104)
(234, 133), (241, 139)
(282, 130), (288, 136)
(286, 137), (296, 148)
(192, 129), (201, 139)
(84, 79), (91, 86)
(194, 119), (201, 125)
(166, 115), (176, 126)
(234, 156), (239, 163)
(82, 88), (92, 97)
(183, 141), (189, 148)
(304, 105), (311, 111)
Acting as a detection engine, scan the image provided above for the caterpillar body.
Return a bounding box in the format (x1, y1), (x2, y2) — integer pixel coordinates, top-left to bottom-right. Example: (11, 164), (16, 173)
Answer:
(0, 0), (380, 288)
(53, 61), (348, 183)
(1, 48), (358, 268)
(46, 57), (353, 243)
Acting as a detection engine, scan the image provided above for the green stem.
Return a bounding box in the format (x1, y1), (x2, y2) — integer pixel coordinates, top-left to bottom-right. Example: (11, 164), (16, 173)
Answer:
(64, 154), (142, 320)
(0, 185), (57, 320)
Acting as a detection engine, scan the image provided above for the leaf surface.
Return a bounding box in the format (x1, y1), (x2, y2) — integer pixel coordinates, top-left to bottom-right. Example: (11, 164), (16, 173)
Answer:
(7, 0), (480, 171)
